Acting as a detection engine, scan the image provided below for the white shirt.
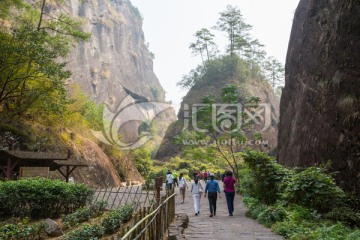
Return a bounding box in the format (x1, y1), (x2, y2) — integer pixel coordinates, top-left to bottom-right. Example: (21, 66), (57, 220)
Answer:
(191, 182), (203, 194)
(166, 174), (173, 183)
(178, 177), (187, 187)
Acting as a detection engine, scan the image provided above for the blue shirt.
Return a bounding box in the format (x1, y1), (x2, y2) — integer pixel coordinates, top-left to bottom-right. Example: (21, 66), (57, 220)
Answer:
(205, 180), (220, 193)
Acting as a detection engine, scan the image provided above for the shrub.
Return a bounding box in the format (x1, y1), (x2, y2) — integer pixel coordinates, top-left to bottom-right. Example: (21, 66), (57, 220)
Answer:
(257, 205), (288, 227)
(242, 150), (292, 204)
(101, 204), (134, 234)
(248, 203), (268, 219)
(0, 222), (45, 240)
(178, 161), (191, 170)
(63, 207), (92, 227)
(0, 178), (94, 219)
(324, 206), (360, 228)
(63, 201), (107, 227)
(272, 220), (312, 239)
(62, 224), (105, 240)
(283, 167), (345, 212)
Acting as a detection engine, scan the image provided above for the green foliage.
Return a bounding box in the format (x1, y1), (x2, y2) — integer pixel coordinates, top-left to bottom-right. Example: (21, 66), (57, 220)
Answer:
(62, 224), (105, 240)
(0, 24), (69, 117)
(63, 84), (104, 130)
(0, 222), (45, 240)
(0, 178), (94, 219)
(178, 161), (191, 169)
(283, 167), (345, 212)
(240, 151), (360, 239)
(323, 206), (360, 227)
(0, 0), (90, 121)
(61, 204), (134, 240)
(101, 204), (134, 234)
(129, 148), (153, 177)
(242, 150), (291, 204)
(256, 205), (288, 227)
(214, 5), (252, 57)
(189, 28), (216, 64)
(264, 56), (285, 89)
(63, 201), (107, 227)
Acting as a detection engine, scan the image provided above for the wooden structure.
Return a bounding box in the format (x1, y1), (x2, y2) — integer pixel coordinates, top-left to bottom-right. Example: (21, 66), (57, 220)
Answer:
(0, 150), (87, 182)
(118, 188), (176, 240)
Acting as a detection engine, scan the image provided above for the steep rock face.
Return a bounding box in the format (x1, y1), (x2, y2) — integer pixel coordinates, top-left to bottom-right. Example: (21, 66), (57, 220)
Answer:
(278, 0), (360, 194)
(157, 78), (280, 161)
(64, 0), (175, 142)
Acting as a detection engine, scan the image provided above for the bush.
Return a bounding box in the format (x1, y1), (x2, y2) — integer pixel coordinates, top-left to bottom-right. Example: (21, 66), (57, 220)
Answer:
(101, 204), (134, 234)
(0, 222), (45, 240)
(63, 200), (107, 227)
(257, 205), (288, 227)
(0, 178), (94, 219)
(283, 167), (345, 212)
(242, 150), (292, 204)
(63, 207), (92, 227)
(62, 224), (105, 240)
(324, 206), (360, 228)
(178, 161), (191, 170)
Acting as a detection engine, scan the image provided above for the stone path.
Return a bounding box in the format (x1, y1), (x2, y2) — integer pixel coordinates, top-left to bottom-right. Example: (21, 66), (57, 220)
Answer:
(174, 180), (283, 240)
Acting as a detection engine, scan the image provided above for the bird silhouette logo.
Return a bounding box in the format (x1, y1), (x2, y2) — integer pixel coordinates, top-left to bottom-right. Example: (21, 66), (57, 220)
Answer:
(91, 94), (173, 150)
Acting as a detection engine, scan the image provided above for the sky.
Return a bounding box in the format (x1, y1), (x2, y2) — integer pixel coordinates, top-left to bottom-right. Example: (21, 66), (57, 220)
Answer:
(130, 0), (300, 112)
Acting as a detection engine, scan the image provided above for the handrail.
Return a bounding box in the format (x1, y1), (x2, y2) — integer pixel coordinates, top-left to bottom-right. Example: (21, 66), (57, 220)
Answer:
(120, 192), (176, 240)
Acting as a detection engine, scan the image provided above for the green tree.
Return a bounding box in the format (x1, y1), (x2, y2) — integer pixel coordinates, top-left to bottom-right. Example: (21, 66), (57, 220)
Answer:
(264, 57), (285, 89)
(0, 0), (89, 118)
(244, 39), (266, 68)
(189, 28), (217, 65)
(180, 84), (260, 181)
(176, 65), (204, 90)
(130, 148), (153, 177)
(214, 5), (252, 57)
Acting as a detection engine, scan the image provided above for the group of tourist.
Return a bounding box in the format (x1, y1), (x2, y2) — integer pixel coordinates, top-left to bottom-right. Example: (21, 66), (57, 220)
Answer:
(192, 170), (222, 183)
(166, 170), (236, 217)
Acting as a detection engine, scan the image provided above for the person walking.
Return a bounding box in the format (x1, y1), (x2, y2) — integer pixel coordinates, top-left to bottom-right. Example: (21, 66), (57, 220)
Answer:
(178, 173), (188, 204)
(204, 173), (221, 217)
(217, 171), (221, 181)
(166, 170), (173, 190)
(203, 171), (208, 183)
(191, 176), (203, 216)
(223, 171), (236, 216)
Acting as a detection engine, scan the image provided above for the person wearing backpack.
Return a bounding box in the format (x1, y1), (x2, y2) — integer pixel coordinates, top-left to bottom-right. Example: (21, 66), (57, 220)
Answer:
(191, 176), (204, 216)
(178, 173), (188, 203)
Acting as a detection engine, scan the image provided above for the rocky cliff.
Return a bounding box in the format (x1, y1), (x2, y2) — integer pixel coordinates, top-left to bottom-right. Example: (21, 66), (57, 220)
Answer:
(63, 0), (175, 143)
(278, 0), (360, 194)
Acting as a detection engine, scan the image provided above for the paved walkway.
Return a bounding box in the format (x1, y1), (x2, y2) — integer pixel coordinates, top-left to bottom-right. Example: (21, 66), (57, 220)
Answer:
(174, 180), (283, 240)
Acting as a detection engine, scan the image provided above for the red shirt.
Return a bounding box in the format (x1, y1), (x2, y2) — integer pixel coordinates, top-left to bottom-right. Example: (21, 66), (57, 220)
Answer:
(223, 176), (236, 193)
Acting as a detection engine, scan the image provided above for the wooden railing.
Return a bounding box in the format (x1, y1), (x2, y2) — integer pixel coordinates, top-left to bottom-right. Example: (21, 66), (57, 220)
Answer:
(111, 187), (176, 240)
(93, 185), (156, 211)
